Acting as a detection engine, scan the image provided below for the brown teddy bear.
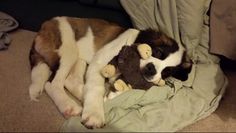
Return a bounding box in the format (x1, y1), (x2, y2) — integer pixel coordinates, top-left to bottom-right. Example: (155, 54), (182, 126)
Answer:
(101, 43), (165, 100)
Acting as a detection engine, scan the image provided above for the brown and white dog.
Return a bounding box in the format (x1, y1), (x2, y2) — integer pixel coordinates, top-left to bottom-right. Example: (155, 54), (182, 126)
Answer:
(29, 17), (191, 129)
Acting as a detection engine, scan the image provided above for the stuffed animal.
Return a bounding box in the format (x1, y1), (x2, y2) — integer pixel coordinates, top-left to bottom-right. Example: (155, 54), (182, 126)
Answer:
(101, 43), (165, 100)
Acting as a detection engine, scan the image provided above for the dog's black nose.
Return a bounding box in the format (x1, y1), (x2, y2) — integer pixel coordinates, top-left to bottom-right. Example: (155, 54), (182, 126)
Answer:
(142, 63), (157, 77)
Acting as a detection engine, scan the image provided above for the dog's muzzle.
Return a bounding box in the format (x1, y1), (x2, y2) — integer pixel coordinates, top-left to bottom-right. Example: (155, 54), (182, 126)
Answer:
(141, 62), (157, 80)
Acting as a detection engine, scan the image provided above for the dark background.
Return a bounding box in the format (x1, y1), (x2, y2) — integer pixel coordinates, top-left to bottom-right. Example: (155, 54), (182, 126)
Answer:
(0, 0), (132, 31)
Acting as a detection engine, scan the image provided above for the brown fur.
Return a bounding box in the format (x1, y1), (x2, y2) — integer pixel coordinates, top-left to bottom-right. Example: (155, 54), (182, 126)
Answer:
(30, 17), (125, 74)
(30, 19), (64, 81)
(88, 19), (126, 50)
(66, 17), (126, 51)
(30, 17), (192, 82)
(66, 17), (89, 41)
(30, 19), (61, 71)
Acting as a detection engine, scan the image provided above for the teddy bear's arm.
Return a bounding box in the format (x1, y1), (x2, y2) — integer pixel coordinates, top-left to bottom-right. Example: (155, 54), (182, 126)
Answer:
(114, 78), (132, 91)
(100, 55), (119, 78)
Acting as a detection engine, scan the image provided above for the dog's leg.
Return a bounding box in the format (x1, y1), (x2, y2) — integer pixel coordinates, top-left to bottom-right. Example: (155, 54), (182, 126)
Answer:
(81, 29), (140, 129)
(45, 17), (82, 118)
(45, 81), (82, 118)
(45, 45), (82, 118)
(29, 62), (51, 101)
(65, 58), (87, 101)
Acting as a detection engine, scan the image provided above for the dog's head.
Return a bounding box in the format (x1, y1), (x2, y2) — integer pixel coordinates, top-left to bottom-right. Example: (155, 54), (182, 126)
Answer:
(135, 29), (192, 83)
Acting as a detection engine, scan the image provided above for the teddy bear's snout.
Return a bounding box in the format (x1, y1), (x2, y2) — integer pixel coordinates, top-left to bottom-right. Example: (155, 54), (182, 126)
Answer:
(141, 62), (157, 80)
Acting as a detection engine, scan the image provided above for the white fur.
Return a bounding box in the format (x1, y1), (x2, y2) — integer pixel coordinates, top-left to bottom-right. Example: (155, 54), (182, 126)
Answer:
(77, 27), (95, 63)
(65, 58), (87, 101)
(64, 27), (95, 101)
(81, 29), (140, 128)
(45, 17), (82, 116)
(45, 82), (82, 117)
(29, 62), (51, 101)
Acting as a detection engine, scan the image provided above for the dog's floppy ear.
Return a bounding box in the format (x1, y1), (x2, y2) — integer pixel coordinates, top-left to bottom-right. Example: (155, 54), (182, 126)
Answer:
(161, 52), (192, 81)
(171, 52), (192, 81)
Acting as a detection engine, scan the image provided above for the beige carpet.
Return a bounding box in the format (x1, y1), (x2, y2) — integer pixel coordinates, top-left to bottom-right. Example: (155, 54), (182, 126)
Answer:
(0, 30), (64, 132)
(0, 29), (236, 132)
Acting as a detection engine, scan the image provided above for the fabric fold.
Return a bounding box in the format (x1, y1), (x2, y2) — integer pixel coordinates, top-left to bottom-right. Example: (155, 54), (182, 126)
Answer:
(0, 12), (19, 50)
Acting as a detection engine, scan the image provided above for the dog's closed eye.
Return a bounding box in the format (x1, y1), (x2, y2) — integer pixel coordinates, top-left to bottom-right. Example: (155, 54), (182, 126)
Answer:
(152, 48), (163, 59)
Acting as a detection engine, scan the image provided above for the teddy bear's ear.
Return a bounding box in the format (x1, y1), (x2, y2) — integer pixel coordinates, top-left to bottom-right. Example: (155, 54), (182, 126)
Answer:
(137, 43), (152, 60)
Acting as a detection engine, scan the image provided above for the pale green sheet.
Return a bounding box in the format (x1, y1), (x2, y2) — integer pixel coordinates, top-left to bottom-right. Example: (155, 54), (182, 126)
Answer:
(61, 0), (228, 132)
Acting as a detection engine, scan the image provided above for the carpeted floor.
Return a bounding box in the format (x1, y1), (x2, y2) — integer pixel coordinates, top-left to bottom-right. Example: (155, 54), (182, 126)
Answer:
(0, 29), (236, 132)
(0, 30), (64, 132)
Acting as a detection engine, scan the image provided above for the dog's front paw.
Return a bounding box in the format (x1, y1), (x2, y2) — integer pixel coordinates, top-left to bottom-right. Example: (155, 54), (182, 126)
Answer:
(81, 108), (105, 129)
(81, 113), (105, 129)
(44, 82), (83, 118)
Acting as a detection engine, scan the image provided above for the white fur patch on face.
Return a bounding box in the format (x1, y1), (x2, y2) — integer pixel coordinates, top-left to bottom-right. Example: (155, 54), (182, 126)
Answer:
(140, 47), (184, 82)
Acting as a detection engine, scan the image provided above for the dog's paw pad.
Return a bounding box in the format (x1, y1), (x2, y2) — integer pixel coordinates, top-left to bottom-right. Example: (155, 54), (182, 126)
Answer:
(61, 103), (82, 118)
(63, 107), (73, 118)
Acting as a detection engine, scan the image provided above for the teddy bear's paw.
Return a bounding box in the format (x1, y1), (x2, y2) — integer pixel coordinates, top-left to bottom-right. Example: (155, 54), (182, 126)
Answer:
(137, 43), (152, 60)
(114, 79), (131, 91)
(101, 64), (116, 78)
(153, 79), (166, 86)
(127, 84), (133, 90)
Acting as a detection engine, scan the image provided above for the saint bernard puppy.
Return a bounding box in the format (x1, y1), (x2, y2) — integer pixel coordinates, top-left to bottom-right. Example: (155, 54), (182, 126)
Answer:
(29, 17), (192, 129)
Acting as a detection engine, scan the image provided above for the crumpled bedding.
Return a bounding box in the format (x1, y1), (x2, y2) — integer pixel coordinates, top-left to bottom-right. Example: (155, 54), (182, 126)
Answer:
(0, 12), (18, 50)
(61, 0), (228, 132)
